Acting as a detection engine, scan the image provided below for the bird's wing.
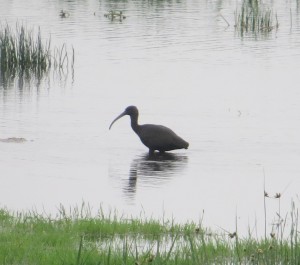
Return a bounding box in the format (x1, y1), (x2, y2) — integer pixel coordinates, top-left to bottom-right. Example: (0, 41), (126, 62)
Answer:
(138, 124), (180, 149)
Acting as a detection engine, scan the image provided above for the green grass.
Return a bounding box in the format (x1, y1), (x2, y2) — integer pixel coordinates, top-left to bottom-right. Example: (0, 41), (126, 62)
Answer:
(234, 0), (279, 36)
(0, 23), (74, 82)
(0, 200), (299, 265)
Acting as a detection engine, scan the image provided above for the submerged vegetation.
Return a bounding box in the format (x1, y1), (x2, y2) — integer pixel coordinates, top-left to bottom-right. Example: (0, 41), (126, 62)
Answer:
(0, 23), (74, 88)
(234, 0), (279, 36)
(0, 198), (299, 265)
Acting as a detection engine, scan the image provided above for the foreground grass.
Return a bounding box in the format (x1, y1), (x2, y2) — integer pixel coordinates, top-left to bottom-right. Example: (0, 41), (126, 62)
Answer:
(0, 203), (299, 265)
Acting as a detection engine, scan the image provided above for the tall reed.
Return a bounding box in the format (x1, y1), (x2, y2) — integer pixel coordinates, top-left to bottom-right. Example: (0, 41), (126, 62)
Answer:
(0, 23), (74, 81)
(234, 0), (279, 36)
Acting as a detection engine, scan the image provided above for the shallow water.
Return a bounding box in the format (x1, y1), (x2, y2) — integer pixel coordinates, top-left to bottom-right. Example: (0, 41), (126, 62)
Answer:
(1, 0), (300, 235)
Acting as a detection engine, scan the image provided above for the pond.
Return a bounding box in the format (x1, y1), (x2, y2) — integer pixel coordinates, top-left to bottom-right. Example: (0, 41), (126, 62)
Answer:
(0, 0), (300, 236)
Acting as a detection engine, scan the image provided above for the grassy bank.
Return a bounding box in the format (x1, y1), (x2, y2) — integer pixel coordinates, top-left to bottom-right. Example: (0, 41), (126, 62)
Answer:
(0, 203), (299, 265)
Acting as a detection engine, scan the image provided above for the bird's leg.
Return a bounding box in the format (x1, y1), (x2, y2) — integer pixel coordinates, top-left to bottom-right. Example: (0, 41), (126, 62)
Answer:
(149, 149), (155, 156)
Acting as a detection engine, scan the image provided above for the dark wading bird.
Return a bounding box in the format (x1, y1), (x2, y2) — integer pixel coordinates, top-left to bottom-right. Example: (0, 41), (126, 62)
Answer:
(109, 106), (189, 154)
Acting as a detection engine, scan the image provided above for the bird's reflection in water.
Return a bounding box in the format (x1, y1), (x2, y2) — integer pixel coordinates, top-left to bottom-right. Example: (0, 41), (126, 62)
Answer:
(123, 152), (188, 202)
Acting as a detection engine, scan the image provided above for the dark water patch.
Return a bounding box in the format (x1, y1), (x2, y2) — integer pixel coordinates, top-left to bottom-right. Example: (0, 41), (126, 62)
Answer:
(0, 137), (27, 143)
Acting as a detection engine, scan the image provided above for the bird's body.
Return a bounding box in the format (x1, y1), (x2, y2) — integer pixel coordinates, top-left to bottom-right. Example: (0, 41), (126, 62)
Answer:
(109, 106), (189, 154)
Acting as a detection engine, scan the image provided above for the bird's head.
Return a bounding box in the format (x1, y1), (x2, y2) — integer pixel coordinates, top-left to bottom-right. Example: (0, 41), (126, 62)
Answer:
(109, 106), (139, 130)
(124, 106), (138, 116)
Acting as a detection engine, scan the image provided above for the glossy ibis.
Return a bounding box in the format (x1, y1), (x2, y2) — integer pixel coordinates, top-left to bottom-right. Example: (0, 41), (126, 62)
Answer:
(109, 106), (189, 154)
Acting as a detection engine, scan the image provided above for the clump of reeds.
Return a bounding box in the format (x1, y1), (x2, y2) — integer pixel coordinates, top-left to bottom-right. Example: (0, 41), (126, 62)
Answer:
(0, 23), (74, 79)
(234, 0), (279, 35)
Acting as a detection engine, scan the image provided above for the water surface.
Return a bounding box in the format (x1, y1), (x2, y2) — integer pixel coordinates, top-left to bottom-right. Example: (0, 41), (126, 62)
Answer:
(1, 0), (300, 235)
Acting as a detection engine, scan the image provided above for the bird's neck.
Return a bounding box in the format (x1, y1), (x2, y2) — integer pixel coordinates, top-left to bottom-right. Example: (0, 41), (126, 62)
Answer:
(130, 115), (140, 134)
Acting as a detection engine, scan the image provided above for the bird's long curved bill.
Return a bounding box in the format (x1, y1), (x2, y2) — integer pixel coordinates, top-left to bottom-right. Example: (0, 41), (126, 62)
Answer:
(109, 112), (126, 130)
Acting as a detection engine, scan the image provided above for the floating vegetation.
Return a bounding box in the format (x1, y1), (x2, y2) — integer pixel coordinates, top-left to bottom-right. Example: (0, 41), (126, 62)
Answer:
(234, 0), (279, 36)
(0, 23), (74, 88)
(60, 10), (70, 18)
(104, 10), (126, 21)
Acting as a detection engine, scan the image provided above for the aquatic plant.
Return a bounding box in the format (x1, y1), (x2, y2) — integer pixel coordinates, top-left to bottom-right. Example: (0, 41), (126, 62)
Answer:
(0, 22), (74, 86)
(234, 0), (279, 36)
